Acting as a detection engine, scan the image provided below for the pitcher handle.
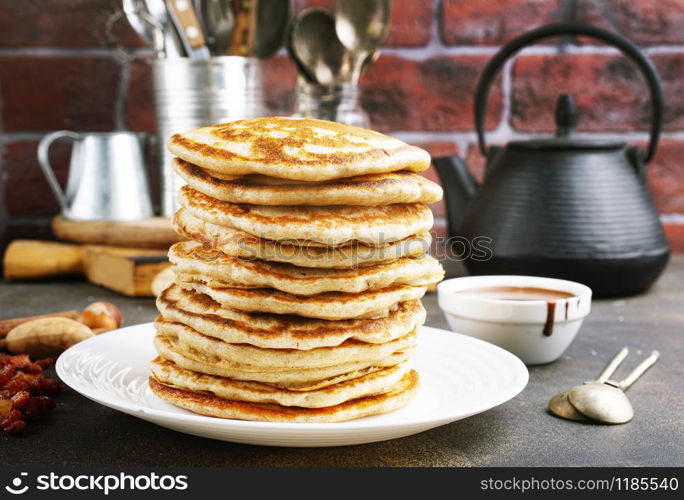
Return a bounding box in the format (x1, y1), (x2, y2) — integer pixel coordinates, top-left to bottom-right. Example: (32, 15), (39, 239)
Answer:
(37, 131), (80, 212)
(474, 23), (664, 164)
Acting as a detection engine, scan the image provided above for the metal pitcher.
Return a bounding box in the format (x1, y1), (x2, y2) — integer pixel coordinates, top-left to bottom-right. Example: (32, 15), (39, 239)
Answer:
(38, 131), (154, 221)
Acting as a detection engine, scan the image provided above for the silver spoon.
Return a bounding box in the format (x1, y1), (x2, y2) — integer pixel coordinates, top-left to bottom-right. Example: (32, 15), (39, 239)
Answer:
(289, 8), (350, 88)
(361, 49), (380, 74)
(195, 0), (234, 56)
(253, 0), (290, 59)
(145, 0), (186, 58)
(568, 350), (660, 424)
(287, 22), (316, 83)
(549, 347), (629, 422)
(123, 0), (166, 57)
(335, 0), (390, 84)
(548, 391), (590, 422)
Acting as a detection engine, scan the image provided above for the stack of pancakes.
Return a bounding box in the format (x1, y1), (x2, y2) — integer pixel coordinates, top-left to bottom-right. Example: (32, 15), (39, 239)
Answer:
(149, 117), (445, 422)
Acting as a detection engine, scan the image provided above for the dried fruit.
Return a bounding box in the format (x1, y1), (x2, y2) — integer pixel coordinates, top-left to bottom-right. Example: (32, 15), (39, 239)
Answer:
(0, 353), (60, 436)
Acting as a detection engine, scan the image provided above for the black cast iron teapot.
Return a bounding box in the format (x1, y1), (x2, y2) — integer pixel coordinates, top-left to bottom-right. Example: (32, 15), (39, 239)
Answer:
(434, 24), (670, 297)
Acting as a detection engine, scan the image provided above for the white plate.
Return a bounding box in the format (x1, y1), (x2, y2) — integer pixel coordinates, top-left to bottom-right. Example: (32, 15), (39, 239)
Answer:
(56, 323), (528, 447)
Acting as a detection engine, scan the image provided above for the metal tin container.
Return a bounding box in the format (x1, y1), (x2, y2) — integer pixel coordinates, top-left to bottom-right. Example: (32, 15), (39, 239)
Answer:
(153, 57), (269, 215)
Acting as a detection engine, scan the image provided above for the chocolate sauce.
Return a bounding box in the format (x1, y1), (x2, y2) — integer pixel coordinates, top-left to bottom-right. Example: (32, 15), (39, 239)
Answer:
(454, 286), (574, 301)
(544, 301), (556, 336)
(455, 285), (576, 337)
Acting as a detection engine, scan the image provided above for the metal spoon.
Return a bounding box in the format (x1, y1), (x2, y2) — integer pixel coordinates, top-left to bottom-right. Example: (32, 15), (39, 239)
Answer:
(361, 49), (380, 74)
(548, 347), (629, 422)
(145, 0), (186, 58)
(289, 8), (350, 88)
(548, 391), (590, 422)
(254, 0), (290, 59)
(287, 21), (316, 83)
(123, 0), (166, 57)
(195, 0), (234, 56)
(568, 350), (660, 424)
(335, 0), (390, 84)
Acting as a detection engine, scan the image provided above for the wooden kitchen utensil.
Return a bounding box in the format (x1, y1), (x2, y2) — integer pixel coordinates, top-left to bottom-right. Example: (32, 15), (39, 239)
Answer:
(165, 0), (211, 59)
(3, 240), (169, 297)
(3, 240), (83, 280)
(82, 246), (169, 296)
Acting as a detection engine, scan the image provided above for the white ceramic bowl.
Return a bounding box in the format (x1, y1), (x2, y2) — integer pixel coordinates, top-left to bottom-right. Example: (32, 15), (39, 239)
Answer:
(438, 275), (592, 365)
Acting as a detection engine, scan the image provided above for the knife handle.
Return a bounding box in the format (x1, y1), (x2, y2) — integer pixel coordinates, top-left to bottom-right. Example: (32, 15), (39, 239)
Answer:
(165, 0), (207, 50)
(228, 0), (257, 56)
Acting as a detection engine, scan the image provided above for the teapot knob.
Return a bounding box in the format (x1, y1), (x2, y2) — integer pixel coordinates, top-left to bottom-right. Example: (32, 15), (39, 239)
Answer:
(555, 93), (578, 137)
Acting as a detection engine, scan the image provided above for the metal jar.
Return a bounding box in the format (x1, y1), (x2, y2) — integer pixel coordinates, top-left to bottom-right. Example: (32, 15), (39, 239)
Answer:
(293, 81), (369, 128)
(153, 57), (270, 215)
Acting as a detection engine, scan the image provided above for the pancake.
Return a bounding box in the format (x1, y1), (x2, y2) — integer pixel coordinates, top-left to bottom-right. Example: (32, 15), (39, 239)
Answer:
(154, 318), (418, 369)
(178, 185), (433, 247)
(169, 241), (444, 296)
(174, 209), (432, 268)
(167, 117), (430, 181)
(152, 267), (175, 297)
(149, 369), (419, 422)
(150, 357), (409, 408)
(157, 285), (426, 349)
(154, 332), (414, 390)
(178, 280), (429, 319)
(172, 158), (442, 206)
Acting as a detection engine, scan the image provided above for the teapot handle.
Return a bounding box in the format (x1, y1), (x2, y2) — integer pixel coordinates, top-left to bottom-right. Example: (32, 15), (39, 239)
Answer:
(474, 23), (664, 164)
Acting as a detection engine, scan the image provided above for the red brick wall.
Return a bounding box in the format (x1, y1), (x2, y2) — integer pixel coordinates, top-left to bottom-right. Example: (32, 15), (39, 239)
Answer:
(1, 0), (683, 252)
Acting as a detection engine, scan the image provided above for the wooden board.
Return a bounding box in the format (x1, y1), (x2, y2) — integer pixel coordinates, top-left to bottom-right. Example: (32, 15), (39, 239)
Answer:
(3, 240), (170, 297)
(83, 246), (169, 297)
(52, 216), (181, 248)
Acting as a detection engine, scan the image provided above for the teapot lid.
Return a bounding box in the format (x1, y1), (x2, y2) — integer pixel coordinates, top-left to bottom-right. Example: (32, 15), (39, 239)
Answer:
(508, 94), (625, 151)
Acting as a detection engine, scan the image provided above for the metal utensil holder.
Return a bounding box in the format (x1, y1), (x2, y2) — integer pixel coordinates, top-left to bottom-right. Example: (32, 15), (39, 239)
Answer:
(154, 57), (269, 215)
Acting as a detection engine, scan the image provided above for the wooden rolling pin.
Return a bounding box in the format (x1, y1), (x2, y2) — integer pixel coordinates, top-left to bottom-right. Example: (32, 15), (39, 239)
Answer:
(3, 240), (169, 296)
(3, 240), (83, 279)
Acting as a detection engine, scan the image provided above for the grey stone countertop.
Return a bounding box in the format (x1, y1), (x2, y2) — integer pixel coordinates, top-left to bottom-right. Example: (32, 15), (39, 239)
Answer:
(1, 257), (682, 467)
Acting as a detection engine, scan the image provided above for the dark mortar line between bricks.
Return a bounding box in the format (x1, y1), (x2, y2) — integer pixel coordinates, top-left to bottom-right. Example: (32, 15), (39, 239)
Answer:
(5, 215), (54, 226)
(9, 130), (684, 143)
(5, 44), (684, 60)
(0, 47), (153, 58)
